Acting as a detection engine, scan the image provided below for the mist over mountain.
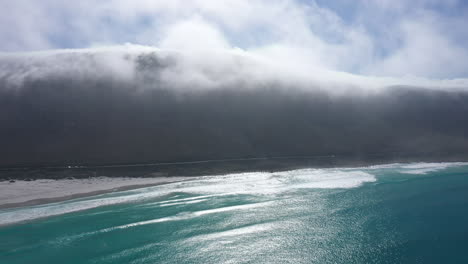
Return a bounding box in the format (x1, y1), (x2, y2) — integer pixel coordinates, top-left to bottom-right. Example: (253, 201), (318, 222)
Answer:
(1, 47), (468, 167)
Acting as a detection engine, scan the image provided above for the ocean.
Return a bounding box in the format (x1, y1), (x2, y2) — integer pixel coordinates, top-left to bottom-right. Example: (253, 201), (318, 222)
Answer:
(1, 162), (468, 263)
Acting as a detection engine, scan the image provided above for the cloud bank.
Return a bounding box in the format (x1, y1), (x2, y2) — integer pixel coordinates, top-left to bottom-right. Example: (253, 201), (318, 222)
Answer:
(1, 1), (468, 166)
(1, 47), (468, 166)
(2, 45), (468, 94)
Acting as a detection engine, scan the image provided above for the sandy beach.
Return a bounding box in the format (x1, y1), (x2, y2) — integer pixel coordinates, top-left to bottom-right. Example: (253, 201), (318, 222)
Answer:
(0, 176), (189, 209)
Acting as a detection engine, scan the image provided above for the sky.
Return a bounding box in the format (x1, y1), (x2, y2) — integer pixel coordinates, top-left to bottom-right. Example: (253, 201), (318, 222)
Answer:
(2, 0), (468, 165)
(1, 0), (468, 82)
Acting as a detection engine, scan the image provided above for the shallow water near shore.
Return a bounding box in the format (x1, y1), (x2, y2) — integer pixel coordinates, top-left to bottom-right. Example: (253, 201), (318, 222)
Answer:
(1, 162), (468, 263)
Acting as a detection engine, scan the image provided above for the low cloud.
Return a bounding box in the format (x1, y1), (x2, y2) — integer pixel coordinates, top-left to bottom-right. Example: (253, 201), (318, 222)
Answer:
(1, 45), (468, 93)
(1, 47), (468, 166)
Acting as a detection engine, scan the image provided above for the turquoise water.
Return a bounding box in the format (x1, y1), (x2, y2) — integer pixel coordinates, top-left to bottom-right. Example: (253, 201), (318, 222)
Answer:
(1, 162), (468, 263)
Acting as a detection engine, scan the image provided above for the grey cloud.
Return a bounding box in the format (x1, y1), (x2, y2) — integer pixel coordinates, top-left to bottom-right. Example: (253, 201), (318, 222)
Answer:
(1, 47), (468, 167)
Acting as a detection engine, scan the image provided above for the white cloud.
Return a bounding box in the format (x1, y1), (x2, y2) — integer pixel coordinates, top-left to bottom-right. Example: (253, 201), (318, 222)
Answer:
(0, 0), (468, 82)
(159, 17), (229, 51)
(2, 45), (468, 95)
(368, 15), (468, 78)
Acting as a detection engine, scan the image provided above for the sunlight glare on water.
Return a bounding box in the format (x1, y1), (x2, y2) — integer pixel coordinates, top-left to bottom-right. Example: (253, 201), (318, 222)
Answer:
(1, 163), (468, 263)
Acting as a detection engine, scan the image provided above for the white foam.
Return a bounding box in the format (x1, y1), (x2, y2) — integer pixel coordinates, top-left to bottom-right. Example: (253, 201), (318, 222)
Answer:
(0, 185), (183, 226)
(277, 169), (376, 189)
(173, 169), (376, 196)
(0, 167), (379, 225)
(159, 199), (208, 207)
(367, 162), (468, 175)
(9, 162), (467, 225)
(95, 201), (274, 234)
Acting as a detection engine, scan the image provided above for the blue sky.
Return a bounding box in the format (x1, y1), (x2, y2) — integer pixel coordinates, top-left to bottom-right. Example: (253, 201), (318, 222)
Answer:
(1, 0), (468, 80)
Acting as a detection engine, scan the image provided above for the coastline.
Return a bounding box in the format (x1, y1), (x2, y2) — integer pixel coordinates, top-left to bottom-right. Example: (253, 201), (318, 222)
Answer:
(1, 155), (467, 211)
(0, 177), (189, 210)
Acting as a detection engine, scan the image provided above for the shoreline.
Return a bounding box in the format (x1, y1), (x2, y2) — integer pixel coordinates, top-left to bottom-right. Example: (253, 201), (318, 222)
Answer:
(1, 158), (468, 211)
(0, 177), (189, 210)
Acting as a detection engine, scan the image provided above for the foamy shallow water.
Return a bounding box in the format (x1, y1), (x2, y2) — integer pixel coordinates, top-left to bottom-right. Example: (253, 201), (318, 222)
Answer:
(0, 167), (378, 225)
(1, 162), (468, 263)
